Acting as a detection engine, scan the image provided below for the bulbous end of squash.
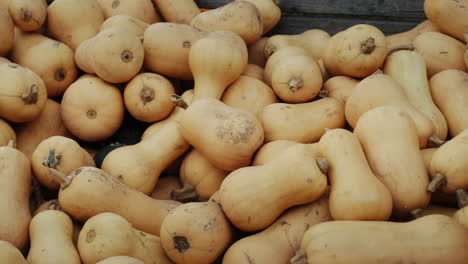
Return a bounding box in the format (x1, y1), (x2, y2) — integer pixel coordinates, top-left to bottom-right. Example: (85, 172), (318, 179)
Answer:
(170, 94), (188, 110)
(290, 248), (308, 264)
(456, 189), (468, 209)
(427, 173), (447, 192)
(48, 168), (72, 189)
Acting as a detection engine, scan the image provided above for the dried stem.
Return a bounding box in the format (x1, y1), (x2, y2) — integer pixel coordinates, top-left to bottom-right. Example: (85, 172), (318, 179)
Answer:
(318, 89), (329, 98)
(288, 76), (303, 92)
(409, 208), (423, 219)
(456, 189), (468, 209)
(316, 157), (329, 174)
(171, 182), (198, 203)
(427, 134), (445, 148)
(171, 94), (188, 110)
(290, 249), (308, 264)
(43, 149), (61, 168)
(7, 140), (15, 148)
(21, 84), (39, 104)
(48, 168), (72, 189)
(427, 173), (447, 192)
(387, 44), (415, 55)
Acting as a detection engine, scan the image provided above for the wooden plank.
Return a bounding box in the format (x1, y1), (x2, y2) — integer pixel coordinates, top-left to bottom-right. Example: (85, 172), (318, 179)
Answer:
(195, 0), (426, 19)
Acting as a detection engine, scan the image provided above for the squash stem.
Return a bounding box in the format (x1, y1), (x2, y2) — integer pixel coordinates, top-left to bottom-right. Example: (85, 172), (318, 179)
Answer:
(21, 84), (39, 104)
(387, 44), (415, 55)
(265, 45), (277, 57)
(409, 208), (423, 219)
(48, 168), (72, 189)
(316, 157), (329, 174)
(289, 76), (303, 92)
(427, 134), (445, 147)
(170, 94), (188, 110)
(427, 173), (447, 192)
(7, 140), (15, 148)
(171, 182), (198, 203)
(318, 89), (328, 98)
(42, 149), (61, 168)
(360, 37), (376, 54)
(290, 248), (308, 264)
(456, 189), (468, 209)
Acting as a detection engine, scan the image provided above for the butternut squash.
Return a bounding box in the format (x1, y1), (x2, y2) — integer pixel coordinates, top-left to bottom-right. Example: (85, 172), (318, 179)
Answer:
(78, 212), (172, 264)
(384, 50), (448, 140)
(424, 0), (468, 42)
(178, 98), (264, 171)
(260, 98), (345, 143)
(241, 64), (264, 82)
(61, 74), (125, 142)
(323, 24), (387, 78)
(264, 46), (308, 87)
(160, 202), (233, 264)
(9, 0), (46, 31)
(0, 142), (31, 251)
(354, 105), (430, 218)
(12, 32), (78, 97)
(97, 256), (143, 264)
(239, 0), (280, 34)
(252, 139), (298, 166)
(248, 37), (268, 67)
(31, 136), (95, 190)
(52, 166), (181, 236)
(124, 73), (175, 123)
(0, 119), (15, 146)
(47, 0), (105, 50)
(0, 240), (28, 263)
(429, 69), (468, 137)
(414, 32), (467, 77)
(292, 215), (468, 264)
(220, 143), (328, 231)
(221, 76), (278, 118)
(152, 0), (200, 24)
(0, 7), (14, 56)
(386, 20), (439, 53)
(100, 15), (149, 38)
(151, 175), (182, 200)
(223, 197), (332, 264)
(96, 0), (160, 24)
(27, 210), (81, 264)
(319, 76), (359, 105)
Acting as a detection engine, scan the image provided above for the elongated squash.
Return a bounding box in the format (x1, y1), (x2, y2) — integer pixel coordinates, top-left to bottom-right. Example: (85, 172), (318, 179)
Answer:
(152, 0), (200, 24)
(100, 15), (149, 38)
(96, 0), (160, 24)
(424, 0), (468, 41)
(0, 240), (28, 263)
(252, 140), (298, 166)
(0, 7), (14, 56)
(386, 20), (439, 53)
(240, 0), (280, 34)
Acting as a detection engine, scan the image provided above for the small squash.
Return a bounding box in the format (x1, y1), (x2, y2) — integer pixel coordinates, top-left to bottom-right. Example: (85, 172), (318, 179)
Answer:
(424, 0), (468, 42)
(239, 0), (280, 34)
(8, 0), (46, 31)
(152, 0), (200, 24)
(96, 0), (160, 24)
(0, 240), (28, 264)
(150, 175), (182, 200)
(100, 15), (149, 38)
(0, 119), (15, 146)
(252, 140), (298, 166)
(319, 76), (359, 105)
(248, 37), (268, 67)
(386, 20), (439, 53)
(0, 7), (14, 56)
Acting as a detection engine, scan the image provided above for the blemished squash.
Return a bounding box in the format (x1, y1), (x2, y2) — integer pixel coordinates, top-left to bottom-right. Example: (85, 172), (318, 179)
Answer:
(0, 7), (14, 56)
(260, 98), (345, 143)
(429, 70), (468, 137)
(354, 106), (430, 218)
(189, 31), (248, 102)
(31, 136), (95, 190)
(78, 212), (173, 264)
(27, 210), (81, 264)
(123, 73), (175, 123)
(160, 202), (233, 264)
(252, 140), (298, 166)
(0, 119), (15, 146)
(96, 256), (144, 264)
(414, 32), (467, 77)
(424, 0), (468, 42)
(241, 64), (265, 82)
(61, 74), (125, 142)
(75, 27), (144, 84)
(292, 215), (468, 264)
(384, 50), (448, 140)
(100, 15), (149, 38)
(319, 76), (359, 105)
(248, 37), (268, 67)
(239, 0), (280, 34)
(190, 1), (263, 45)
(0, 62), (47, 123)
(178, 98), (264, 171)
(219, 143), (328, 231)
(222, 197), (332, 264)
(12, 31), (78, 98)
(0, 240), (28, 264)
(47, 0), (105, 51)
(152, 0), (200, 24)
(52, 166), (181, 236)
(0, 142), (31, 251)
(8, 0), (46, 31)
(386, 20), (439, 53)
(96, 0), (161, 24)
(221, 76), (278, 118)
(323, 24), (388, 78)
(150, 175), (182, 200)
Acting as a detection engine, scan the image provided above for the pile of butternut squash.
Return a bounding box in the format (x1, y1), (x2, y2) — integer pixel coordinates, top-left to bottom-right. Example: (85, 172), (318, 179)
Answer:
(1, 0), (468, 263)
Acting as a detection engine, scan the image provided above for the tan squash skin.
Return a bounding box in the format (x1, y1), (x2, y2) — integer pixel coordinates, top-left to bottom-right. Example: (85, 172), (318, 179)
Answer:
(260, 98), (346, 143)
(0, 119), (15, 146)
(78, 213), (173, 264)
(345, 74), (437, 148)
(96, 0), (160, 24)
(56, 166), (181, 236)
(293, 215), (468, 264)
(0, 240), (28, 264)
(9, 0), (46, 31)
(124, 73), (175, 123)
(27, 210), (81, 264)
(0, 143), (31, 251)
(151, 175), (182, 200)
(354, 106), (430, 218)
(248, 37), (268, 67)
(0, 62), (47, 123)
(189, 32), (248, 102)
(414, 32), (467, 77)
(424, 0), (468, 42)
(319, 76), (359, 105)
(0, 7), (14, 56)
(429, 70), (468, 137)
(160, 202), (233, 264)
(143, 23), (208, 80)
(152, 0), (200, 24)
(454, 206), (468, 230)
(323, 24), (387, 78)
(221, 76), (278, 118)
(241, 64), (264, 82)
(219, 144), (328, 231)
(100, 15), (149, 38)
(252, 140), (298, 166)
(264, 29), (331, 61)
(32, 136), (95, 190)
(384, 50), (448, 140)
(317, 129), (393, 221)
(47, 0), (105, 51)
(223, 197), (332, 264)
(190, 1), (263, 45)
(386, 20), (439, 53)
(61, 75), (125, 142)
(239, 0), (280, 34)
(179, 98), (264, 171)
(15, 99), (71, 160)
(96, 256), (144, 264)
(75, 27), (144, 84)
(12, 32), (78, 98)
(101, 121), (190, 195)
